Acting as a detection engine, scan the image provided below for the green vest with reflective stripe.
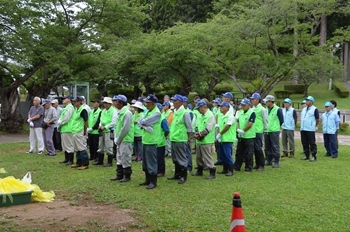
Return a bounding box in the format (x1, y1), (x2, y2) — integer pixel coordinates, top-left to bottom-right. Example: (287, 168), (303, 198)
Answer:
(253, 104), (264, 133)
(142, 106), (161, 145)
(197, 110), (215, 145)
(133, 112), (144, 137)
(71, 106), (85, 134)
(267, 106), (280, 132)
(170, 107), (188, 142)
(115, 107), (134, 142)
(100, 107), (115, 132)
(158, 115), (167, 147)
(88, 108), (101, 135)
(218, 112), (236, 143)
(59, 103), (73, 133)
(239, 108), (255, 139)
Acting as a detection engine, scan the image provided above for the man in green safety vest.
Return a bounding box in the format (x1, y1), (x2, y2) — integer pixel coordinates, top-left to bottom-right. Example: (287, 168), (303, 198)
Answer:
(57, 96), (75, 165)
(192, 100), (216, 179)
(156, 103), (170, 177)
(167, 94), (193, 184)
(233, 98), (256, 172)
(182, 96), (193, 173)
(70, 96), (90, 170)
(109, 95), (134, 182)
(263, 95), (284, 168)
(162, 101), (173, 157)
(86, 99), (102, 163)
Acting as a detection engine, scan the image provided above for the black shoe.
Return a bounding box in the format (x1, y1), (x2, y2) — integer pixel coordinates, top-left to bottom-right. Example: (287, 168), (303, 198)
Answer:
(139, 172), (150, 186)
(206, 168), (216, 179)
(226, 165), (234, 176)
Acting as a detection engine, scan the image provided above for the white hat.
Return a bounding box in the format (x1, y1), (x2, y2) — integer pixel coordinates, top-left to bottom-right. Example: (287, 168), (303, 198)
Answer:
(102, 97), (112, 104)
(131, 101), (143, 110)
(170, 102), (174, 110)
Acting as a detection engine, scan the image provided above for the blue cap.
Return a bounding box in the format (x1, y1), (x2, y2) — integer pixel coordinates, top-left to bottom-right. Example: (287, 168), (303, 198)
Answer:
(187, 104), (193, 109)
(300, 100), (306, 105)
(219, 101), (230, 108)
(250, 93), (261, 100)
(41, 99), (51, 105)
(163, 101), (171, 106)
(212, 98), (221, 103)
(63, 95), (73, 100)
(325, 101), (332, 107)
(306, 96), (314, 103)
(73, 96), (84, 102)
(113, 94), (127, 103)
(195, 100), (207, 109)
(194, 96), (201, 103)
(171, 94), (183, 102)
(156, 103), (163, 111)
(222, 92), (234, 100)
(144, 94), (158, 103)
(137, 97), (144, 102)
(283, 98), (292, 104)
(240, 98), (250, 105)
(182, 96), (189, 103)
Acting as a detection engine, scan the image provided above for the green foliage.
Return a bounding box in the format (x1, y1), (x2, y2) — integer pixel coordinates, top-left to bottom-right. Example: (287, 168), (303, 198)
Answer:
(333, 81), (350, 98)
(274, 90), (292, 99)
(340, 123), (349, 132)
(284, 84), (306, 94)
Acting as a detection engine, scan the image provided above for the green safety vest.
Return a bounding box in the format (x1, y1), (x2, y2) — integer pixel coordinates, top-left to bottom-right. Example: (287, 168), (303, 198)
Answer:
(197, 110), (215, 145)
(142, 106), (161, 145)
(71, 106), (85, 134)
(170, 107), (188, 142)
(88, 108), (101, 135)
(238, 108), (256, 139)
(212, 107), (218, 116)
(115, 106), (134, 143)
(218, 112), (236, 143)
(133, 111), (144, 137)
(267, 105), (280, 132)
(100, 107), (115, 132)
(59, 103), (73, 133)
(253, 104), (264, 133)
(157, 115), (167, 147)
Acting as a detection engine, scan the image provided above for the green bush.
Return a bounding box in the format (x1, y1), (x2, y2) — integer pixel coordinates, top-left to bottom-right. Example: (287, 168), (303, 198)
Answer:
(340, 123), (349, 132)
(274, 90), (292, 99)
(284, 84), (305, 94)
(333, 82), (349, 98)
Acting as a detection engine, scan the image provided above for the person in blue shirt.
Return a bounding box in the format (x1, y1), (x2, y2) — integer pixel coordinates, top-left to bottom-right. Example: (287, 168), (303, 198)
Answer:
(281, 98), (297, 158)
(322, 102), (340, 158)
(156, 103), (170, 177)
(329, 100), (340, 149)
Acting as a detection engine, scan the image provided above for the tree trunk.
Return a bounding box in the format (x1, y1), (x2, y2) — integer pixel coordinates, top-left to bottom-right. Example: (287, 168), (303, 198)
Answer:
(292, 3), (300, 84)
(344, 42), (350, 81)
(26, 84), (51, 102)
(319, 16), (327, 46)
(133, 86), (142, 99)
(0, 89), (24, 133)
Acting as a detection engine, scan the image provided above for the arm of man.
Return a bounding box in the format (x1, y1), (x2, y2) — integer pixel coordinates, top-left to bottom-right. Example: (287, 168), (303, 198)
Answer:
(141, 112), (161, 126)
(184, 112), (193, 142)
(161, 118), (170, 137)
(335, 114), (340, 128)
(61, 106), (73, 125)
(314, 108), (320, 126)
(105, 110), (117, 130)
(261, 107), (268, 132)
(48, 108), (57, 124)
(167, 112), (174, 126)
(92, 111), (102, 130)
(30, 106), (45, 121)
(277, 108), (284, 126)
(198, 114), (215, 138)
(116, 112), (132, 144)
(242, 112), (256, 132)
(80, 109), (88, 135)
(220, 114), (235, 135)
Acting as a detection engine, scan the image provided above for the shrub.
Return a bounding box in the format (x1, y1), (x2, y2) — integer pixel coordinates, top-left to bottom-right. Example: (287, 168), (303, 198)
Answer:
(340, 123), (349, 132)
(284, 84), (305, 94)
(333, 82), (349, 98)
(274, 90), (292, 99)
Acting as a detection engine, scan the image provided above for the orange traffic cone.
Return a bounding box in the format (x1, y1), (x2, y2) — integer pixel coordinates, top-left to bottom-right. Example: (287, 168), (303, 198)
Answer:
(230, 192), (246, 232)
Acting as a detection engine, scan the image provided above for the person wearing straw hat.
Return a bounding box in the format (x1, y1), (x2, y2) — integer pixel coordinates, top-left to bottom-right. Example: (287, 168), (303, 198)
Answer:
(110, 95), (134, 182)
(156, 103), (170, 177)
(57, 96), (75, 164)
(131, 101), (144, 162)
(42, 99), (57, 156)
(300, 96), (320, 162)
(281, 98), (297, 158)
(322, 101), (339, 158)
(86, 99), (102, 162)
(95, 97), (117, 166)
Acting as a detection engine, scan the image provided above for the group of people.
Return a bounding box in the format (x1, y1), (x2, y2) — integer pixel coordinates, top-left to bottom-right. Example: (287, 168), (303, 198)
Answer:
(26, 91), (341, 190)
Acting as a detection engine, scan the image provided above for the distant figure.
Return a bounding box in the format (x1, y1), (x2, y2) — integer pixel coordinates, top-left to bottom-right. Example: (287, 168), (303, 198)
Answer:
(322, 102), (339, 158)
(51, 99), (62, 152)
(26, 97), (45, 154)
(281, 98), (297, 158)
(329, 100), (340, 149)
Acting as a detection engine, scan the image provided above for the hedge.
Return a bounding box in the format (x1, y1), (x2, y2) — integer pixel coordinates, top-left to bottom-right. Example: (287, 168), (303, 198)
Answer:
(284, 84), (305, 94)
(274, 90), (292, 99)
(333, 82), (349, 98)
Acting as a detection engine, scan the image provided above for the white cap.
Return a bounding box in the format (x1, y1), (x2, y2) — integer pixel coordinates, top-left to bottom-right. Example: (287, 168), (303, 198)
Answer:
(102, 97), (112, 104)
(131, 101), (143, 110)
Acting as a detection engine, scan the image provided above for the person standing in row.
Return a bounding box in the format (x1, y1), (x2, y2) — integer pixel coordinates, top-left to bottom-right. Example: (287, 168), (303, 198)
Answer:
(51, 99), (62, 152)
(81, 96), (91, 115)
(156, 103), (170, 177)
(26, 97), (45, 154)
(182, 96), (193, 173)
(322, 102), (339, 158)
(192, 100), (216, 179)
(58, 96), (75, 165)
(263, 95), (283, 168)
(162, 101), (173, 157)
(250, 93), (267, 171)
(131, 101), (144, 162)
(87, 99), (102, 162)
(95, 97), (117, 166)
(300, 96), (320, 162)
(70, 97), (90, 170)
(216, 102), (236, 176)
(330, 100), (340, 149)
(167, 94), (192, 184)
(42, 99), (57, 156)
(234, 98), (256, 173)
(281, 98), (297, 158)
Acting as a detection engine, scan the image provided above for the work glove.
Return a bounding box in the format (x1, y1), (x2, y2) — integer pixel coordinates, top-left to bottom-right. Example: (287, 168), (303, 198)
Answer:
(114, 137), (120, 145)
(57, 120), (62, 127)
(237, 129), (245, 138)
(29, 121), (34, 127)
(87, 128), (93, 133)
(215, 124), (219, 128)
(143, 126), (154, 133)
(216, 133), (222, 142)
(27, 119), (31, 123)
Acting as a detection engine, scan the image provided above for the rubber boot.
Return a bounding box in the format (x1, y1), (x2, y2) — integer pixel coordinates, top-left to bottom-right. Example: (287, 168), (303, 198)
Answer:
(146, 174), (157, 189)
(281, 151), (288, 158)
(167, 162), (181, 180)
(309, 154), (317, 162)
(226, 165), (234, 176)
(178, 167), (187, 184)
(265, 155), (273, 165)
(273, 157), (280, 168)
(120, 167), (132, 182)
(289, 151), (295, 158)
(192, 166), (203, 176)
(217, 164), (228, 174)
(94, 153), (104, 165)
(110, 165), (124, 181)
(139, 172), (150, 186)
(66, 153), (74, 165)
(206, 168), (216, 179)
(104, 155), (113, 167)
(59, 151), (69, 164)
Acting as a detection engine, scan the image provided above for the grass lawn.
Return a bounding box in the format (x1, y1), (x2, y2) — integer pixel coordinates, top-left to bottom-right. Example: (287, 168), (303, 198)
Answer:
(1, 141), (350, 232)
